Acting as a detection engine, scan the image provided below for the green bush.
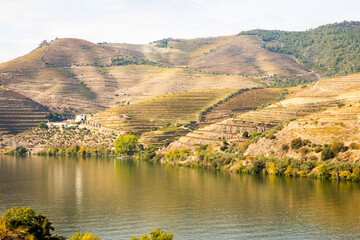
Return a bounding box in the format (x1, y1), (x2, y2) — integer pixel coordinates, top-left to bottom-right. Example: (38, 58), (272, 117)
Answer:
(330, 141), (345, 155)
(290, 138), (303, 149)
(252, 159), (266, 174)
(0, 207), (64, 239)
(321, 147), (335, 160)
(69, 232), (100, 240)
(130, 228), (173, 240)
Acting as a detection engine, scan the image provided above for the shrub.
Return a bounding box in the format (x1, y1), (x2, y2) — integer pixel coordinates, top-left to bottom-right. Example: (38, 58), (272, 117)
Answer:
(139, 146), (157, 162)
(281, 144), (289, 152)
(220, 145), (228, 151)
(321, 147), (335, 160)
(69, 232), (100, 240)
(330, 141), (345, 155)
(38, 122), (49, 129)
(131, 228), (173, 240)
(242, 131), (249, 138)
(250, 132), (259, 139)
(265, 133), (276, 139)
(299, 147), (309, 156)
(314, 146), (323, 153)
(252, 159), (266, 174)
(290, 137), (303, 149)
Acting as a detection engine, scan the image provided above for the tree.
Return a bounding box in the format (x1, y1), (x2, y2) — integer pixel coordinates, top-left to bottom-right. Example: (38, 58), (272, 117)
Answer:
(130, 228), (173, 240)
(38, 122), (49, 129)
(69, 232), (100, 240)
(0, 207), (64, 239)
(114, 135), (138, 156)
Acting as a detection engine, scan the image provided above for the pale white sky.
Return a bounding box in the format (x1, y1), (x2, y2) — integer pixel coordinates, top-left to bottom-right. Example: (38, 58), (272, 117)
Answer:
(0, 0), (359, 62)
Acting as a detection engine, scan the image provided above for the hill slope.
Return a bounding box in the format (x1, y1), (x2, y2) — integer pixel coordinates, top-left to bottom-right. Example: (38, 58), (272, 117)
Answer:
(188, 35), (316, 79)
(242, 21), (360, 77)
(104, 35), (317, 81)
(92, 88), (237, 134)
(0, 38), (260, 114)
(169, 73), (360, 149)
(0, 87), (48, 135)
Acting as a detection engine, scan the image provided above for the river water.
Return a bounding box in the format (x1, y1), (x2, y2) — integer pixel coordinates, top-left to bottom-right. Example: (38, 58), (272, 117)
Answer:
(1, 156), (360, 239)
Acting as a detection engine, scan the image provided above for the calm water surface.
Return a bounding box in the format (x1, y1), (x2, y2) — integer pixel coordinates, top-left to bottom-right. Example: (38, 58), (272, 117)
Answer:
(1, 156), (360, 239)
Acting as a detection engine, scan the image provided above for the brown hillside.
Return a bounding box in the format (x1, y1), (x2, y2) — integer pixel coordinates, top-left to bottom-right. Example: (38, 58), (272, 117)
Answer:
(189, 35), (317, 80)
(0, 38), (260, 114)
(42, 38), (119, 67)
(101, 36), (234, 66)
(0, 87), (48, 135)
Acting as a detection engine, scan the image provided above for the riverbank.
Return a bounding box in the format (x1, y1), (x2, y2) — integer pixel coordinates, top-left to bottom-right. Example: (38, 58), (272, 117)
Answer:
(160, 145), (360, 182)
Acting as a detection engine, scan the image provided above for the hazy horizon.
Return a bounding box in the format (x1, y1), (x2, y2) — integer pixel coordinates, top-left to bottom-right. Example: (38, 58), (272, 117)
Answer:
(1, 0), (359, 63)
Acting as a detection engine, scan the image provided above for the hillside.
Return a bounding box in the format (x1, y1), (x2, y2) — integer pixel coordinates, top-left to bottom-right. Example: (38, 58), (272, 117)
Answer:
(92, 89), (237, 135)
(201, 88), (285, 124)
(168, 73), (360, 150)
(101, 36), (234, 66)
(103, 35), (317, 81)
(0, 38), (260, 114)
(0, 87), (48, 135)
(188, 35), (316, 80)
(242, 21), (360, 77)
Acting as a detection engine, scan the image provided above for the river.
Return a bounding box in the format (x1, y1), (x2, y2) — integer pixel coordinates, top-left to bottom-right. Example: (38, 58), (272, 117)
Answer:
(1, 156), (360, 239)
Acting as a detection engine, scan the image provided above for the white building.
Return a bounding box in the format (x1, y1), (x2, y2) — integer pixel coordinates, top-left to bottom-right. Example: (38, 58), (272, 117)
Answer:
(75, 114), (87, 122)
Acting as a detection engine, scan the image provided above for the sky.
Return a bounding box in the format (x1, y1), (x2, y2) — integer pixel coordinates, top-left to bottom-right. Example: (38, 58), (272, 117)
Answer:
(0, 0), (359, 63)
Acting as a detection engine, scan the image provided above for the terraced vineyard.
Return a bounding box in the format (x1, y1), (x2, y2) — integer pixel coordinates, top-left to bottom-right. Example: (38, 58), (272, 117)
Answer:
(139, 126), (191, 148)
(92, 89), (236, 135)
(202, 88), (285, 124)
(0, 87), (48, 135)
(284, 104), (360, 144)
(169, 74), (360, 150)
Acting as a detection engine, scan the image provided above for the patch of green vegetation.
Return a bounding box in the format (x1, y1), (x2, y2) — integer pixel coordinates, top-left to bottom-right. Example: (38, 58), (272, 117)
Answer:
(151, 37), (180, 48)
(114, 135), (138, 156)
(241, 21), (360, 77)
(3, 146), (28, 156)
(37, 145), (113, 157)
(269, 77), (309, 88)
(164, 145), (360, 182)
(0, 207), (65, 239)
(0, 207), (172, 240)
(46, 112), (75, 122)
(111, 56), (169, 68)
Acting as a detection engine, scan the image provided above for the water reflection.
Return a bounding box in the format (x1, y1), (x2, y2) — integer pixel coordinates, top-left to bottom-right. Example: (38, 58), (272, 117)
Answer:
(0, 156), (360, 239)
